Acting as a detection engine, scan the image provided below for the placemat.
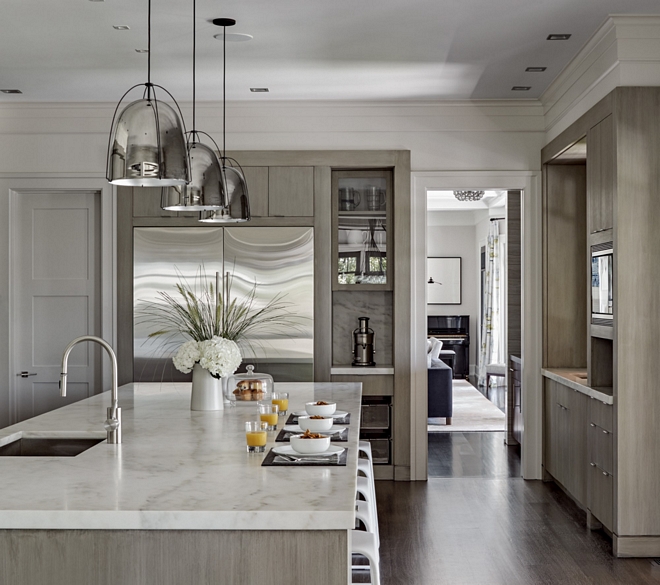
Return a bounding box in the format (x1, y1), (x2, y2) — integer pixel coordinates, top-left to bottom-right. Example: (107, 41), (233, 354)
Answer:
(275, 427), (349, 443)
(285, 412), (351, 425)
(261, 448), (347, 467)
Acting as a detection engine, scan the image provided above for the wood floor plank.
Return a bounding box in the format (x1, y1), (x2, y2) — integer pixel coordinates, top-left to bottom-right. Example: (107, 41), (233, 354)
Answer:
(374, 433), (660, 584)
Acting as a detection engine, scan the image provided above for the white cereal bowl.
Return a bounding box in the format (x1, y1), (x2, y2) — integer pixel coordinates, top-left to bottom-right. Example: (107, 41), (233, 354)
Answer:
(305, 401), (337, 416)
(298, 415), (334, 432)
(289, 434), (331, 454)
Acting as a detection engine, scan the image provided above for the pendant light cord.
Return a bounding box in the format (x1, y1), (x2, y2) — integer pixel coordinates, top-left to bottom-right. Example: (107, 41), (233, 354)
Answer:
(192, 0), (196, 134)
(223, 24), (226, 160)
(147, 0), (152, 98)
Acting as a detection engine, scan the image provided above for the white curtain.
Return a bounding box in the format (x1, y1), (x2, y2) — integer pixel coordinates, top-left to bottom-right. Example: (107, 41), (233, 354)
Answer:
(478, 221), (505, 386)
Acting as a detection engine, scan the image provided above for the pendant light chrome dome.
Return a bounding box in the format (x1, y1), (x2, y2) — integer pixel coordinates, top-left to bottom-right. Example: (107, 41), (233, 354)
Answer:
(161, 0), (226, 211)
(199, 162), (250, 222)
(106, 0), (190, 187)
(198, 18), (250, 223)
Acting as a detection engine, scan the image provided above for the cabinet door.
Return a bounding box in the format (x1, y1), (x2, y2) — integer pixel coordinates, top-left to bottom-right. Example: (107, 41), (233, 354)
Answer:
(564, 388), (587, 504)
(544, 380), (560, 479)
(268, 166), (314, 217)
(587, 115), (614, 233)
(588, 462), (613, 530)
(132, 187), (178, 218)
(241, 167), (269, 218)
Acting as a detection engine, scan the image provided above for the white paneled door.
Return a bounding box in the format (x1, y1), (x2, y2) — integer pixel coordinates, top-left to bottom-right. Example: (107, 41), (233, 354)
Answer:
(12, 190), (101, 422)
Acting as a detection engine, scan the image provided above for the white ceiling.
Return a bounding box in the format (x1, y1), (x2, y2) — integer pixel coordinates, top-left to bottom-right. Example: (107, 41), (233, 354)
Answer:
(2, 0), (660, 103)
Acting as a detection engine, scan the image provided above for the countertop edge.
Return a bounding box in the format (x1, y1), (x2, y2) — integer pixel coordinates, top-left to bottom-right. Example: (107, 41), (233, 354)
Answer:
(0, 510), (356, 531)
(541, 369), (614, 405)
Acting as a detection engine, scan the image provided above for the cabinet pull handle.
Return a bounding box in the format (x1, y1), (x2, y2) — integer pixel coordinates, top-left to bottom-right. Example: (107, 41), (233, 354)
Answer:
(602, 430), (609, 434)
(590, 423), (596, 427)
(602, 471), (609, 476)
(590, 462), (596, 467)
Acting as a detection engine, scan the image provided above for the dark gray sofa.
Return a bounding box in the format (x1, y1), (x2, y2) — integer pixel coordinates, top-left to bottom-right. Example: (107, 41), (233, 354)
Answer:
(428, 358), (453, 424)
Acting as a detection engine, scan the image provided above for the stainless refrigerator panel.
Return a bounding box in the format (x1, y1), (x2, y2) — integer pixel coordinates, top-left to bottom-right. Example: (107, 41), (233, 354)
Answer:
(133, 226), (314, 383)
(133, 227), (224, 382)
(224, 227), (314, 382)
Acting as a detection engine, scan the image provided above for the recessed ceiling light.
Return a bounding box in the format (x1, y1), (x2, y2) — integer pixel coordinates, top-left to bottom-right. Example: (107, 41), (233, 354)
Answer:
(547, 34), (571, 41)
(1, 89), (22, 94)
(525, 67), (547, 72)
(113, 25), (130, 30)
(250, 88), (269, 93)
(213, 32), (253, 42)
(512, 86), (531, 91)
(135, 49), (149, 53)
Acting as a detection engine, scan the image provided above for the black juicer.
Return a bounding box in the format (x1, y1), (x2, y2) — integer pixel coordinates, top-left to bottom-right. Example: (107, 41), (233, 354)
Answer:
(352, 316), (376, 367)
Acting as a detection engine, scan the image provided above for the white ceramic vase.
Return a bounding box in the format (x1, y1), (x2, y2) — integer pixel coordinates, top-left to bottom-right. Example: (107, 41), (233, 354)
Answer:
(190, 363), (224, 411)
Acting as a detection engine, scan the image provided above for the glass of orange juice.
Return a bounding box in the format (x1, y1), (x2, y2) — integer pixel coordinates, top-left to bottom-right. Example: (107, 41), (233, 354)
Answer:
(272, 392), (289, 416)
(245, 421), (268, 453)
(258, 402), (279, 431)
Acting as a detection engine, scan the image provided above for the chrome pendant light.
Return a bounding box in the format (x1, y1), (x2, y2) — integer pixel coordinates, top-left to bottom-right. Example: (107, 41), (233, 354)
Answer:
(106, 0), (190, 187)
(161, 0), (225, 211)
(199, 18), (250, 223)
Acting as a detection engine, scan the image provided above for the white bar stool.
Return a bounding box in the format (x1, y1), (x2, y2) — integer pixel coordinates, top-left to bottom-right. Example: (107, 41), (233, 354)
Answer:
(355, 500), (376, 534)
(356, 475), (379, 548)
(358, 440), (373, 463)
(351, 529), (381, 585)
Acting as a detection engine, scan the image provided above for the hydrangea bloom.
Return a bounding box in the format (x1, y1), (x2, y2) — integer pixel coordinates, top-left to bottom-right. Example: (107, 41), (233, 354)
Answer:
(172, 337), (241, 378)
(172, 340), (201, 374)
(198, 336), (242, 378)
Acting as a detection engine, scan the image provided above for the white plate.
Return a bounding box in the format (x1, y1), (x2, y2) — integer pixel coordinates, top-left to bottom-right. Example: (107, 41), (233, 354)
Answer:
(284, 425), (346, 434)
(272, 445), (345, 458)
(292, 410), (349, 419)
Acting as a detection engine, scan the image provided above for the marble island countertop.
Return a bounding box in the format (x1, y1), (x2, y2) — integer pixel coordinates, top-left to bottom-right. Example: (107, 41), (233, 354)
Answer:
(0, 382), (361, 531)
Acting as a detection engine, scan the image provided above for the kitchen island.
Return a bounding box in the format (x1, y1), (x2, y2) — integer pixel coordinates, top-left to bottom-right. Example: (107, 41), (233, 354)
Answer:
(0, 381), (361, 585)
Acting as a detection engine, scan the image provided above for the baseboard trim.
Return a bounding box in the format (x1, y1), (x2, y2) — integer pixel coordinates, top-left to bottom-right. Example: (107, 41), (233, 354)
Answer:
(613, 535), (660, 557)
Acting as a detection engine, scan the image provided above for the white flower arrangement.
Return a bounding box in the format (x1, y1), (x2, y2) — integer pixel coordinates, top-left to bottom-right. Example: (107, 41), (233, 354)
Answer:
(173, 336), (242, 379)
(171, 340), (201, 374)
(198, 336), (242, 378)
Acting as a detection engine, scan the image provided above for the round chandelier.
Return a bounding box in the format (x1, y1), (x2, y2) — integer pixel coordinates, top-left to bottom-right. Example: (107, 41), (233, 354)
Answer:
(453, 190), (485, 202)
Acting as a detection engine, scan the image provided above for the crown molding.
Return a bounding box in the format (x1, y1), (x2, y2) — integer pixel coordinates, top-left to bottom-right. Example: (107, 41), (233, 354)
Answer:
(542, 15), (660, 142)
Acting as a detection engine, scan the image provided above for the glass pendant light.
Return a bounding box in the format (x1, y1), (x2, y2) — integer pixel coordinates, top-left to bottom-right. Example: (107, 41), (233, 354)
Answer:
(161, 0), (225, 211)
(198, 18), (251, 224)
(106, 0), (190, 187)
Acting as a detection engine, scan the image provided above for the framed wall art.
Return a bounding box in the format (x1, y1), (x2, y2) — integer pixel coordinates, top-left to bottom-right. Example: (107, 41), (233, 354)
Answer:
(427, 257), (462, 305)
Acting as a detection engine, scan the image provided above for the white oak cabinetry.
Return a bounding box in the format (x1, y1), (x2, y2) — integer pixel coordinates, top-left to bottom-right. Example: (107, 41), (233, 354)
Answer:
(127, 166), (312, 220)
(587, 115), (614, 234)
(117, 150), (412, 481)
(543, 378), (588, 505)
(329, 168), (396, 478)
(542, 88), (660, 556)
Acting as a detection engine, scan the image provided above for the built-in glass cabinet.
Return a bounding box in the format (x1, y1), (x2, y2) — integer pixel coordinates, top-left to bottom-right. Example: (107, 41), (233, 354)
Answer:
(332, 169), (392, 290)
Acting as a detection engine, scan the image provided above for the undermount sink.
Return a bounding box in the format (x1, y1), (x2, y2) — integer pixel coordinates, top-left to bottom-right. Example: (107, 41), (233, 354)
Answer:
(0, 437), (105, 457)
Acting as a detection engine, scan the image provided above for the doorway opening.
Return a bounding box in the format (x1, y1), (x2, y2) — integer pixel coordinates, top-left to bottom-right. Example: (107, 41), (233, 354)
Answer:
(425, 189), (521, 477)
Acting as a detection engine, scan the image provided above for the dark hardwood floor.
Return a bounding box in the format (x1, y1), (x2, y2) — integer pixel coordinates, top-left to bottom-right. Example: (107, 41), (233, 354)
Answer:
(428, 431), (519, 478)
(370, 433), (660, 585)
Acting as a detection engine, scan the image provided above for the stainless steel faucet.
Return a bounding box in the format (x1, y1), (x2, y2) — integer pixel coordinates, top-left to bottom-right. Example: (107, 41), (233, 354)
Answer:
(60, 336), (122, 444)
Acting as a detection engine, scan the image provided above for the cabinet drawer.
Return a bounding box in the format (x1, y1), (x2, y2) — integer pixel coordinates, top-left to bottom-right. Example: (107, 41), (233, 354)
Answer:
(364, 438), (391, 465)
(361, 404), (390, 429)
(588, 422), (613, 475)
(589, 398), (613, 433)
(588, 462), (613, 531)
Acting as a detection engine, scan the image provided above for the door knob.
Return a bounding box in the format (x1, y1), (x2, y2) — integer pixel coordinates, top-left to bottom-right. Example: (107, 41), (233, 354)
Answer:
(16, 371), (37, 378)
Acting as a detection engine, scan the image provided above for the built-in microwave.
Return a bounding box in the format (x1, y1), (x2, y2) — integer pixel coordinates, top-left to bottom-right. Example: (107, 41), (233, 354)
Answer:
(591, 242), (613, 325)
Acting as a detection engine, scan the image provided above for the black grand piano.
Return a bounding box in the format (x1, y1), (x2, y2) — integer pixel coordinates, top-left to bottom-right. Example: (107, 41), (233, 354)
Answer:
(427, 315), (470, 379)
